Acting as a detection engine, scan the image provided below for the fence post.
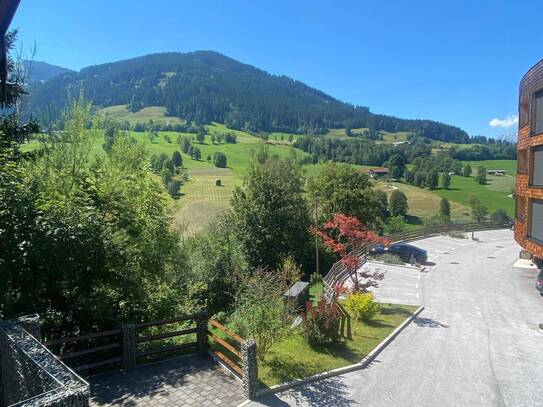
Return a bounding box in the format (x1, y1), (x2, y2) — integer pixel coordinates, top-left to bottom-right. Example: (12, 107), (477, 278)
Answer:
(122, 323), (136, 369)
(196, 310), (208, 356)
(241, 339), (258, 399)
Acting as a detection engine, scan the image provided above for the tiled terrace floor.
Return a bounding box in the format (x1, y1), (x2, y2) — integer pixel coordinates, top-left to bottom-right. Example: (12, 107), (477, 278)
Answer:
(90, 355), (244, 406)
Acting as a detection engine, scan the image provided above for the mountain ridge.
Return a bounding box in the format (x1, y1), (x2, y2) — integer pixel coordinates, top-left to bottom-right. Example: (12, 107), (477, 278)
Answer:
(26, 51), (469, 142)
(23, 60), (73, 83)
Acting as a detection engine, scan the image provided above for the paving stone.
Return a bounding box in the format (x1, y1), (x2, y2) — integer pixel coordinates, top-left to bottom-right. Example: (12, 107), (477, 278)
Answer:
(90, 355), (244, 407)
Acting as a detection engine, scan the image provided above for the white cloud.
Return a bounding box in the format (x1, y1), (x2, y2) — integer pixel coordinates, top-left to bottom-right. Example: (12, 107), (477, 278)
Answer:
(489, 114), (518, 128)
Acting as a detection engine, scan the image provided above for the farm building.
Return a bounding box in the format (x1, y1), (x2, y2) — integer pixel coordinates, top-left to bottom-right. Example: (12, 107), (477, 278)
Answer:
(367, 167), (389, 178)
(487, 169), (506, 176)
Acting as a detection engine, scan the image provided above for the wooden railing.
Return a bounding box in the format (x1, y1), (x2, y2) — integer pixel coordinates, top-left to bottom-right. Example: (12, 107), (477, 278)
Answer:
(44, 313), (202, 374)
(44, 328), (122, 373)
(135, 314), (199, 361)
(207, 318), (244, 377)
(322, 220), (511, 301)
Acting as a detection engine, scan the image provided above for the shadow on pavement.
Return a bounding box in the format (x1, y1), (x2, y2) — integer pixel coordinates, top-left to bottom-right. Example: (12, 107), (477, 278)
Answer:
(413, 317), (450, 328)
(255, 376), (355, 407)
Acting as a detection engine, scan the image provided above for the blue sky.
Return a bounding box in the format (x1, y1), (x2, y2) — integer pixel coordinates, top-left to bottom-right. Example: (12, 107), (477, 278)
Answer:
(11, 0), (543, 137)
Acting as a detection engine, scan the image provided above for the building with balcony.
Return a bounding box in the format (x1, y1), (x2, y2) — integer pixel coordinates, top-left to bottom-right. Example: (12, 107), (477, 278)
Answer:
(515, 58), (543, 260)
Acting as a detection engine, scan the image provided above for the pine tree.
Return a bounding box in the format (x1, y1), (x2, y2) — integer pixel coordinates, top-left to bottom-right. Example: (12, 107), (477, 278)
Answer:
(439, 197), (451, 223)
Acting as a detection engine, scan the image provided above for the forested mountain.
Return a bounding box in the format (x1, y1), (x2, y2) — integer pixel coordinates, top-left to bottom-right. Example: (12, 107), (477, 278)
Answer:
(23, 60), (73, 82)
(26, 51), (468, 141)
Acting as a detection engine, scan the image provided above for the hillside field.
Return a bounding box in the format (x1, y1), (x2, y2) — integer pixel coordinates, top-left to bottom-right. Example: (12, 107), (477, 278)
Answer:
(24, 118), (516, 234)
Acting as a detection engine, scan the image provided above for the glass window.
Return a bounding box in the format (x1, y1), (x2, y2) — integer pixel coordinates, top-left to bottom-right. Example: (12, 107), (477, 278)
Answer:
(532, 146), (543, 186)
(529, 200), (543, 242)
(535, 92), (543, 135)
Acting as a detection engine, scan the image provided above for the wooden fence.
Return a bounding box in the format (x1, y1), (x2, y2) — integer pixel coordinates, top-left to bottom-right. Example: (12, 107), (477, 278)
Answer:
(207, 318), (244, 377)
(323, 220), (511, 301)
(44, 313), (203, 374)
(134, 314), (199, 362)
(44, 328), (122, 373)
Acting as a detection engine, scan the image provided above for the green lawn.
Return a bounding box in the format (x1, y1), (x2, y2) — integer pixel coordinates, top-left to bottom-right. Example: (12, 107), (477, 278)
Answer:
(433, 172), (515, 216)
(463, 159), (517, 176)
(259, 303), (418, 387)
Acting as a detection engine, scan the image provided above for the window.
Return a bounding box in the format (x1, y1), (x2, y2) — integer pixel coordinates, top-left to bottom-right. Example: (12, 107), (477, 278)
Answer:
(531, 146), (543, 186)
(518, 149), (528, 174)
(529, 199), (543, 243)
(534, 91), (543, 135)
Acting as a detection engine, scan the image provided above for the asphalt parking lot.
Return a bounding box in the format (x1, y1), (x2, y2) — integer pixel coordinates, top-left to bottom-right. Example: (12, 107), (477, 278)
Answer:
(249, 229), (543, 407)
(357, 261), (423, 305)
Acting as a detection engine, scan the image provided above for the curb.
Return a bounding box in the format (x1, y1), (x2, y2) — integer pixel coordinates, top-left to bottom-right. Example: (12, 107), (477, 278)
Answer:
(251, 304), (425, 400)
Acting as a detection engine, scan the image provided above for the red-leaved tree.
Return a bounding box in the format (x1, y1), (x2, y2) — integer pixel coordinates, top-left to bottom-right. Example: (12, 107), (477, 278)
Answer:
(312, 213), (390, 295)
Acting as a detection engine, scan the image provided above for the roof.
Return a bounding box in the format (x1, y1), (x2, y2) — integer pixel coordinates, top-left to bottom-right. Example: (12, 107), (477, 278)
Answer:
(368, 167), (389, 174)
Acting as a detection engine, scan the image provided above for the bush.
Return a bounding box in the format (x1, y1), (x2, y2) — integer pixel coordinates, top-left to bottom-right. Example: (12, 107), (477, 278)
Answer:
(301, 298), (340, 345)
(310, 272), (323, 285)
(213, 152), (227, 168)
(373, 253), (403, 265)
(490, 208), (511, 225)
(345, 292), (380, 322)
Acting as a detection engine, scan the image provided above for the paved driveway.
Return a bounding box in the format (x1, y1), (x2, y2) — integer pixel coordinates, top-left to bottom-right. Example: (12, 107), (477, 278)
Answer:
(249, 230), (543, 407)
(90, 355), (243, 407)
(360, 261), (422, 305)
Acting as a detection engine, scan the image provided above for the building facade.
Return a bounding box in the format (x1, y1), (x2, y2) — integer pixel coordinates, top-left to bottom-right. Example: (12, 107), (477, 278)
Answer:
(515, 59), (543, 260)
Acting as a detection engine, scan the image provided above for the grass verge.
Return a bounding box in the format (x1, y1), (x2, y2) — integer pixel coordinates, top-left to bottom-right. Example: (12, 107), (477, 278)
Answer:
(258, 302), (418, 387)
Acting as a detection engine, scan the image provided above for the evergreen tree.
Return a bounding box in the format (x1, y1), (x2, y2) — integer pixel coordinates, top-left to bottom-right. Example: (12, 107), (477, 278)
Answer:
(171, 150), (183, 168)
(476, 166), (487, 185)
(192, 147), (202, 160)
(168, 180), (181, 197)
(462, 164), (472, 177)
(439, 197), (451, 223)
(180, 137), (191, 153)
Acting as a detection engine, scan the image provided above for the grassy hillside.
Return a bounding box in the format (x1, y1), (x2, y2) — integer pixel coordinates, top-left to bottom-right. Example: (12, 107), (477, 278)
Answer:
(375, 180), (469, 221)
(433, 167), (515, 216)
(129, 126), (305, 234)
(23, 120), (516, 234)
(100, 105), (185, 126)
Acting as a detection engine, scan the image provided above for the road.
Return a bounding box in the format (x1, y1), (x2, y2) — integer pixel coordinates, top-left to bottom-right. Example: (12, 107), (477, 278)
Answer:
(248, 229), (543, 407)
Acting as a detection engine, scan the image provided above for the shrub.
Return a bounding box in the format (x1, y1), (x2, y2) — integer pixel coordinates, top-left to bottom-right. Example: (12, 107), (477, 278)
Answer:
(345, 292), (380, 322)
(310, 272), (323, 285)
(213, 152), (227, 168)
(373, 253), (403, 265)
(301, 298), (340, 345)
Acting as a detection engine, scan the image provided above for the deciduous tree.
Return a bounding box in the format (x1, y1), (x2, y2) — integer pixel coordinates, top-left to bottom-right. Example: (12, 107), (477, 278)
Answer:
(312, 214), (389, 294)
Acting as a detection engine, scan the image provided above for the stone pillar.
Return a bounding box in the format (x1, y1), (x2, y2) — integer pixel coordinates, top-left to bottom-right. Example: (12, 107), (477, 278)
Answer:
(241, 339), (258, 399)
(122, 323), (136, 369)
(196, 310), (208, 356)
(17, 314), (41, 342)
